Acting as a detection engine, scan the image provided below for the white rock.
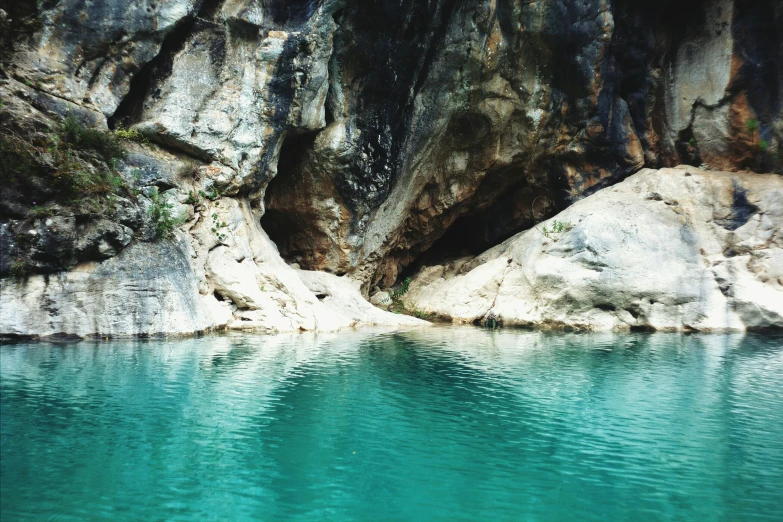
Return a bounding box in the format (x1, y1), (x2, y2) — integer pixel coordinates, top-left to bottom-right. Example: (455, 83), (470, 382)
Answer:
(370, 291), (393, 308)
(0, 197), (428, 339)
(404, 167), (783, 332)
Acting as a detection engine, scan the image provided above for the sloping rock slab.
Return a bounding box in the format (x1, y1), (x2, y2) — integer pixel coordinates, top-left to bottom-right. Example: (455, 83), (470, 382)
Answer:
(404, 167), (783, 332)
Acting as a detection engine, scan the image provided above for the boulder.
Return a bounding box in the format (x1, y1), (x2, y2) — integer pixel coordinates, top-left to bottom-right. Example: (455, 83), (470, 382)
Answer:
(403, 167), (783, 332)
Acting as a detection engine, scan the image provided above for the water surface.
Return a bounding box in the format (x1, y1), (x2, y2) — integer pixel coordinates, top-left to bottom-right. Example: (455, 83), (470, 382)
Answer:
(2, 328), (782, 520)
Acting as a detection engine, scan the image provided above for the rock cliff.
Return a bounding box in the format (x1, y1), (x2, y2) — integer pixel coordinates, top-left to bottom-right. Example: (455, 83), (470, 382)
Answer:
(0, 0), (781, 337)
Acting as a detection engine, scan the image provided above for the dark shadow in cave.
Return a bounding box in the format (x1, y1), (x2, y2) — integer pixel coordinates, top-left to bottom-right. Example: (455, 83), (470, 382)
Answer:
(260, 131), (319, 265)
(397, 169), (564, 285)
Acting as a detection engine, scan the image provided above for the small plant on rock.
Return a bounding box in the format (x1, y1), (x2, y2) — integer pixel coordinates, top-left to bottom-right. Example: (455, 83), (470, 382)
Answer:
(184, 190), (201, 206)
(113, 125), (149, 144)
(483, 312), (501, 329)
(540, 219), (573, 241)
(199, 188), (220, 201)
(390, 277), (412, 300)
(60, 115), (125, 162)
(211, 212), (228, 242)
(149, 187), (183, 240)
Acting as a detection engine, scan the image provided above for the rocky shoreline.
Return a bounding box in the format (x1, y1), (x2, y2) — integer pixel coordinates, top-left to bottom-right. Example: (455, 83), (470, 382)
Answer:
(1, 1), (781, 338)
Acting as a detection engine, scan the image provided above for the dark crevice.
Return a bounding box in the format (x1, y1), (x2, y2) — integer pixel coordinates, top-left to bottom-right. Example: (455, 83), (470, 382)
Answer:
(198, 0), (226, 22)
(630, 325), (656, 332)
(108, 0), (226, 130)
(108, 15), (198, 129)
(675, 127), (703, 167)
(262, 0), (320, 27)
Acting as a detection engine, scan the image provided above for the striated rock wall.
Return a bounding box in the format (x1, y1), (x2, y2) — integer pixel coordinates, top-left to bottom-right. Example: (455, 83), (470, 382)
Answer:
(0, 0), (781, 336)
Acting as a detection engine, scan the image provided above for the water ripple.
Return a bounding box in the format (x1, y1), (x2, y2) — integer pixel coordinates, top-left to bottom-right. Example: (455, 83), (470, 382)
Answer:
(1, 329), (782, 521)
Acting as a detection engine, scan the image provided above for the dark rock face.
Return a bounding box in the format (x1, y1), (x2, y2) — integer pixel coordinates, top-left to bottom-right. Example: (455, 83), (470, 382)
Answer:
(264, 0), (783, 287)
(1, 0), (782, 290)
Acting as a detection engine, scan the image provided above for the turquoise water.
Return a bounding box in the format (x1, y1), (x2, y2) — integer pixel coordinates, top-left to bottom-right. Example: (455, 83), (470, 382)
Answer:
(1, 328), (782, 521)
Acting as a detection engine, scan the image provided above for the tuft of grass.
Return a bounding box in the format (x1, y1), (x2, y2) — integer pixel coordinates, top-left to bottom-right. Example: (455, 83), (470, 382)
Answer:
(1, 115), (133, 205)
(27, 204), (55, 220)
(759, 139), (769, 152)
(746, 118), (759, 133)
(113, 125), (149, 144)
(60, 116), (125, 162)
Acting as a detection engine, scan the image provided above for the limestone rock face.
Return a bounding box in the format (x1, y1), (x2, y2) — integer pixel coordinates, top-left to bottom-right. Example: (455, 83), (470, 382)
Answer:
(261, 0), (783, 287)
(403, 167), (783, 332)
(0, 205), (426, 338)
(1, 0), (782, 337)
(6, 0), (199, 116)
(0, 239), (220, 338)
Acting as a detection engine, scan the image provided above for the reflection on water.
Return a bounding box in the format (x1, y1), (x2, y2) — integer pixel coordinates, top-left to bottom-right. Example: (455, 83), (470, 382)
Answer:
(2, 328), (782, 521)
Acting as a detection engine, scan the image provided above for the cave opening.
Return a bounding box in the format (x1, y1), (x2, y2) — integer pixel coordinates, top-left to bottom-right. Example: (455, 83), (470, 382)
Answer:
(260, 130), (321, 268)
(392, 170), (563, 288)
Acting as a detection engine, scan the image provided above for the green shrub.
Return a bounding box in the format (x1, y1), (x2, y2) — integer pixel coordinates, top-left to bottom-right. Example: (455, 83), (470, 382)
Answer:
(746, 118), (759, 133)
(113, 126), (149, 144)
(149, 188), (184, 240)
(9, 259), (28, 279)
(759, 139), (769, 152)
